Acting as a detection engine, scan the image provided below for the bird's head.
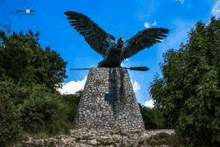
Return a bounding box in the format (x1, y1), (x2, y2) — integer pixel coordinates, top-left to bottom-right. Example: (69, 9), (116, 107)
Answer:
(118, 37), (123, 44)
(117, 37), (123, 48)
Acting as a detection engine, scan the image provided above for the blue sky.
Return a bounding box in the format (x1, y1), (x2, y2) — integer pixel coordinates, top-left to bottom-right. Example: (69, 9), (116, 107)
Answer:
(0, 0), (219, 108)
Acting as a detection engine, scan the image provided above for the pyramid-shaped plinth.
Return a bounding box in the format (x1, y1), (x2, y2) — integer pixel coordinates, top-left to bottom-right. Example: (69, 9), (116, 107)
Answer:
(74, 67), (145, 131)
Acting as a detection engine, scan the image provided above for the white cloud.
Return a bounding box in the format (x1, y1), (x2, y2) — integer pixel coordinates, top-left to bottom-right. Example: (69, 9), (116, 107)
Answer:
(130, 79), (141, 92)
(56, 76), (87, 95)
(144, 99), (166, 109)
(144, 99), (156, 108)
(144, 21), (157, 29)
(211, 1), (220, 18)
(144, 22), (150, 28)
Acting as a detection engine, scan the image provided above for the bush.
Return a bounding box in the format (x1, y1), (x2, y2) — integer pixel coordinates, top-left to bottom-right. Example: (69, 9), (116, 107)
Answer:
(0, 73), (82, 145)
(0, 76), (23, 146)
(60, 93), (80, 123)
(16, 83), (71, 134)
(138, 103), (158, 129)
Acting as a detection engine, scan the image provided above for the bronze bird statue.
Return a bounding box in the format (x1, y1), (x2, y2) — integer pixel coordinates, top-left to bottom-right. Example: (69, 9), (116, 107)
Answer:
(64, 11), (169, 68)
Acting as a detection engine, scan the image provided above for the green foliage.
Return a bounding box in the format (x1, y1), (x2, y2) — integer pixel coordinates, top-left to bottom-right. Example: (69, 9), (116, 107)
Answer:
(138, 103), (173, 130)
(0, 77), (82, 146)
(59, 94), (80, 123)
(148, 107), (168, 129)
(0, 26), (73, 145)
(148, 17), (220, 146)
(16, 83), (70, 134)
(0, 76), (23, 146)
(0, 27), (68, 93)
(138, 103), (158, 129)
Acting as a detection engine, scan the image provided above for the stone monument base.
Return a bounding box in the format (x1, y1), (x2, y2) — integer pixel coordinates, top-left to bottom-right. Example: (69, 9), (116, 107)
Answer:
(74, 67), (145, 131)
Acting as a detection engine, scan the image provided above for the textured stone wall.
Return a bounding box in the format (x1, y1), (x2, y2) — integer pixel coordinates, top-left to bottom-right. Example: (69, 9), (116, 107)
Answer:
(74, 67), (145, 131)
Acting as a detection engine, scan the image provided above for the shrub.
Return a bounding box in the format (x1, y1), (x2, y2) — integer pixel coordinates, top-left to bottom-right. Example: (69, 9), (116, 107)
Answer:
(0, 76), (23, 146)
(138, 103), (160, 129)
(60, 93), (80, 123)
(17, 83), (70, 135)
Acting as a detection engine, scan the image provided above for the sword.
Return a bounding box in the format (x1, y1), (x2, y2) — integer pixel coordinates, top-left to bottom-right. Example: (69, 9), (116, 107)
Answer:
(69, 66), (149, 71)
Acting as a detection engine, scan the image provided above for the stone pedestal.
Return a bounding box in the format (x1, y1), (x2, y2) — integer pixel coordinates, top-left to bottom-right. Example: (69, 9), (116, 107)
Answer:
(74, 67), (145, 131)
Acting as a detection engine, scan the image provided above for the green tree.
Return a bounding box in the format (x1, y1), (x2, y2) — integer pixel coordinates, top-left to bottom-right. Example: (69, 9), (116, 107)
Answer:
(0, 27), (68, 94)
(138, 102), (173, 130)
(148, 107), (167, 129)
(60, 93), (81, 123)
(0, 26), (74, 146)
(16, 82), (70, 133)
(138, 103), (158, 129)
(148, 17), (220, 147)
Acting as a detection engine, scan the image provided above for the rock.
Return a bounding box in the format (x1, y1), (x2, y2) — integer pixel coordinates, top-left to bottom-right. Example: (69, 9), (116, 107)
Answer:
(20, 127), (175, 147)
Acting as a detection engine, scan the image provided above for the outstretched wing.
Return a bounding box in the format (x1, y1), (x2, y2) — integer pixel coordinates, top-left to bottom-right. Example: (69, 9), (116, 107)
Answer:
(64, 11), (115, 56)
(121, 28), (169, 60)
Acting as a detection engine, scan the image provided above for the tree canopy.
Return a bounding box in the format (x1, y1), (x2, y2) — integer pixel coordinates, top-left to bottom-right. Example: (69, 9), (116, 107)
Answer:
(148, 16), (220, 146)
(0, 27), (68, 93)
(0, 26), (78, 146)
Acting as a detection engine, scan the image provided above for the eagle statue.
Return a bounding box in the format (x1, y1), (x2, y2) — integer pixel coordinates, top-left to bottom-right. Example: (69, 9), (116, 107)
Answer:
(64, 11), (169, 68)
